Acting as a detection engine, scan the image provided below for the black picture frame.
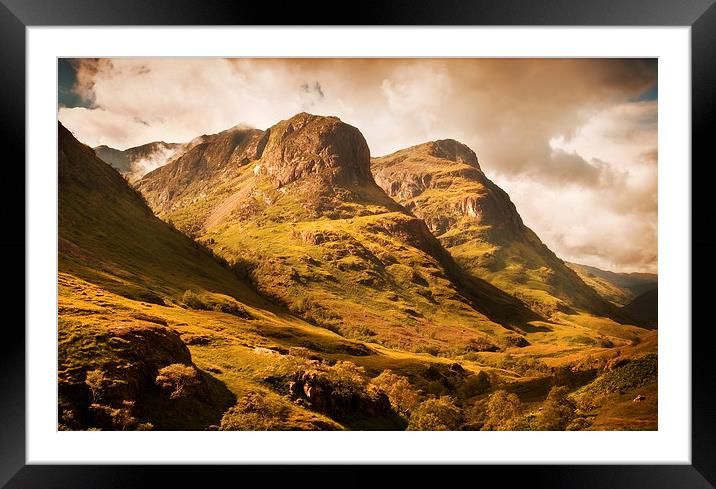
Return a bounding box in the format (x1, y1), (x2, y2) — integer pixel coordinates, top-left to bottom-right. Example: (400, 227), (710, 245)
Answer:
(3, 0), (714, 487)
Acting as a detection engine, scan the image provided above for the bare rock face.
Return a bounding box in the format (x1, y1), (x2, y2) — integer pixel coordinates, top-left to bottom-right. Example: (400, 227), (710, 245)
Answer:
(424, 139), (480, 168)
(109, 323), (192, 369)
(373, 141), (522, 235)
(136, 126), (265, 213)
(257, 112), (374, 188)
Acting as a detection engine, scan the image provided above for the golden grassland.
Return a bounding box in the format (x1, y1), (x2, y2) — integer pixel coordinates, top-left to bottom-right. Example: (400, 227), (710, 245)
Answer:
(58, 121), (657, 431)
(58, 270), (657, 431)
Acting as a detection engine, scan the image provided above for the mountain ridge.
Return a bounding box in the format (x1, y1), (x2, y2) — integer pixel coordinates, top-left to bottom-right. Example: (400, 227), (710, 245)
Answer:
(567, 261), (657, 305)
(136, 113), (540, 353)
(58, 113), (659, 432)
(95, 141), (184, 181)
(371, 139), (630, 323)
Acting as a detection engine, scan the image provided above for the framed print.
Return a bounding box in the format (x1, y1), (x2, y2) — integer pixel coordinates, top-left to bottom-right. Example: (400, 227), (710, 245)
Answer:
(4, 0), (715, 487)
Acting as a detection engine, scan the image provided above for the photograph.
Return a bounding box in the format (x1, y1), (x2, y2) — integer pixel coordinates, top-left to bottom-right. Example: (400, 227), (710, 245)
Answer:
(57, 57), (658, 432)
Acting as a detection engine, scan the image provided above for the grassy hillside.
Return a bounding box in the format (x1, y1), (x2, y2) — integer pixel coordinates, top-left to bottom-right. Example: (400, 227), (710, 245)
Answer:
(136, 114), (538, 355)
(60, 124), (272, 310)
(371, 140), (627, 322)
(59, 117), (657, 432)
(59, 122), (387, 430)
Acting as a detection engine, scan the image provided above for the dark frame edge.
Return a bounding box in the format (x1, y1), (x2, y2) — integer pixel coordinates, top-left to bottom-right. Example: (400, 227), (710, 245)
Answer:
(6, 0), (716, 487)
(0, 1), (26, 488)
(691, 0), (716, 487)
(2, 465), (716, 489)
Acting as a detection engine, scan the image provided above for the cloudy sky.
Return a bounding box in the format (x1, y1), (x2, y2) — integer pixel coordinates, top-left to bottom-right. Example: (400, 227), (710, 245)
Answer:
(58, 58), (657, 273)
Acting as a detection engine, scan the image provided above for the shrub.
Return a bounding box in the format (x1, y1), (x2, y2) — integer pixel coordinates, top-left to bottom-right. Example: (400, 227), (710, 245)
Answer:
(371, 370), (421, 415)
(495, 354), (550, 377)
(483, 390), (521, 430)
(85, 369), (107, 403)
(408, 396), (463, 431)
(458, 371), (491, 398)
(415, 345), (440, 357)
(155, 364), (203, 400)
(182, 290), (207, 310)
(566, 416), (592, 431)
(89, 400), (153, 431)
(287, 346), (319, 360)
(533, 386), (576, 431)
(220, 391), (290, 431)
(288, 296), (341, 329)
(260, 357), (403, 429)
(211, 300), (249, 318)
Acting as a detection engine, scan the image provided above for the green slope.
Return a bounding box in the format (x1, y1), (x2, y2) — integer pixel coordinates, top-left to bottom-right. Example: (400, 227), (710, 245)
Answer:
(137, 113), (538, 354)
(60, 122), (268, 309)
(58, 122), (395, 431)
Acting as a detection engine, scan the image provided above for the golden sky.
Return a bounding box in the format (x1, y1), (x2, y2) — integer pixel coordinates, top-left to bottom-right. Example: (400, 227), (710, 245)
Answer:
(59, 58), (657, 273)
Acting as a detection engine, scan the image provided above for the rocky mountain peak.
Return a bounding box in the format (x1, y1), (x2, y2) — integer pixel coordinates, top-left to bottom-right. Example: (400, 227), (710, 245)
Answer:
(257, 112), (374, 187)
(422, 139), (480, 168)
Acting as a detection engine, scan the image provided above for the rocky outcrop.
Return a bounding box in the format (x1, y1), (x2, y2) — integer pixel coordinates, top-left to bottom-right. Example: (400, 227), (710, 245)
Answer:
(106, 322), (195, 395)
(58, 322), (209, 430)
(257, 112), (374, 188)
(424, 139), (480, 168)
(287, 369), (404, 429)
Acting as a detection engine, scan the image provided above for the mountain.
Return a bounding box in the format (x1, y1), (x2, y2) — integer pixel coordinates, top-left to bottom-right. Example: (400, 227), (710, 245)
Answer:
(58, 117), (658, 432)
(137, 113), (538, 354)
(566, 262), (658, 306)
(61, 125), (261, 306)
(621, 288), (658, 328)
(371, 139), (626, 321)
(59, 122), (376, 430)
(94, 141), (184, 182)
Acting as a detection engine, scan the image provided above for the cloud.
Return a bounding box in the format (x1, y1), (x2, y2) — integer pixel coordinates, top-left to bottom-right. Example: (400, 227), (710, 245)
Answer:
(299, 81), (325, 110)
(127, 145), (183, 182)
(58, 58), (657, 272)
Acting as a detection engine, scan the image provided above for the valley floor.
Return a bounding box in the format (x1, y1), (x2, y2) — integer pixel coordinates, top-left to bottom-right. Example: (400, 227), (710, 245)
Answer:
(58, 272), (657, 431)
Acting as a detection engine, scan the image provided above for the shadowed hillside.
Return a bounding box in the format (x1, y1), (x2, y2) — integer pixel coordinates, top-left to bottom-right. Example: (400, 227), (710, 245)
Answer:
(621, 288), (658, 329)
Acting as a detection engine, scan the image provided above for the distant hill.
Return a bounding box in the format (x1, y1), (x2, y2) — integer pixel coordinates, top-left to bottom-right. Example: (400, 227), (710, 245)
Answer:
(137, 113), (538, 353)
(621, 288), (658, 329)
(94, 141), (184, 182)
(567, 262), (657, 306)
(371, 140), (627, 322)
